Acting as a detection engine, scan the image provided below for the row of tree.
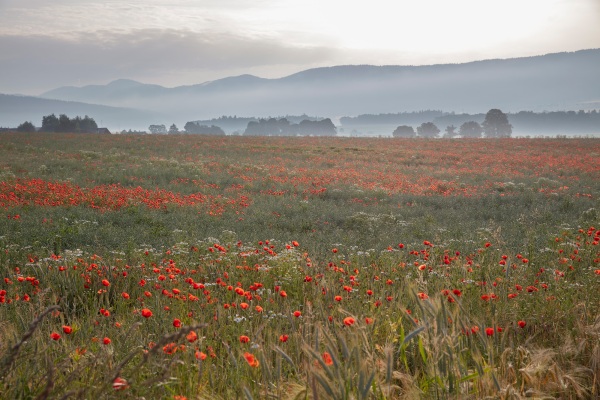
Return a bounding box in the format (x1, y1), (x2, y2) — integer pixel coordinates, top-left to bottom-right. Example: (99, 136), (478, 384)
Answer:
(14, 114), (100, 133)
(147, 123), (226, 135)
(244, 118), (337, 136)
(40, 114), (99, 133)
(183, 122), (225, 135)
(392, 109), (512, 138)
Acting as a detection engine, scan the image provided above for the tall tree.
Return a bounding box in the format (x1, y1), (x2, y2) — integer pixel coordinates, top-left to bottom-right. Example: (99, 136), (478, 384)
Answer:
(416, 122), (440, 138)
(41, 114), (59, 132)
(459, 121), (483, 138)
(168, 124), (179, 134)
(16, 121), (36, 132)
(80, 116), (98, 133)
(483, 109), (512, 138)
(298, 118), (336, 136)
(57, 114), (73, 132)
(443, 125), (457, 138)
(148, 124), (167, 134)
(392, 125), (416, 138)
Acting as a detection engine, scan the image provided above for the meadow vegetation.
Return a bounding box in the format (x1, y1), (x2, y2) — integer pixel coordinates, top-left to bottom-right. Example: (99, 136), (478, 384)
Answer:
(0, 132), (599, 399)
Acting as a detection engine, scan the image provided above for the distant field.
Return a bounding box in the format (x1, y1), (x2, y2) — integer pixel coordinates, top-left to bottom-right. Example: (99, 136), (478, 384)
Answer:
(1, 133), (599, 399)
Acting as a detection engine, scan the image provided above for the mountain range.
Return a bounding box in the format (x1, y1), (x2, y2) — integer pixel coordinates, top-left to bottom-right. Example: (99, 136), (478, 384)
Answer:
(2, 49), (599, 131)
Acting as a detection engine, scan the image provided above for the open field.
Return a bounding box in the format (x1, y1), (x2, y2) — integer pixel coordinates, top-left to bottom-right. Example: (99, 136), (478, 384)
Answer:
(1, 133), (599, 399)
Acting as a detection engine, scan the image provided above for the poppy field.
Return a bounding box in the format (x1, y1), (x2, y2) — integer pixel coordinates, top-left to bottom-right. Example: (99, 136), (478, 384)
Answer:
(0, 132), (599, 399)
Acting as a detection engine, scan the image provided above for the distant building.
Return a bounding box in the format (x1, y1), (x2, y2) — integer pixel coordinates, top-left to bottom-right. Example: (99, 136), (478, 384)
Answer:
(97, 128), (111, 134)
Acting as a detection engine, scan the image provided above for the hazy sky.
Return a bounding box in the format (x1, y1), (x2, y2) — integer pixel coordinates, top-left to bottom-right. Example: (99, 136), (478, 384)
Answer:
(1, 0), (599, 95)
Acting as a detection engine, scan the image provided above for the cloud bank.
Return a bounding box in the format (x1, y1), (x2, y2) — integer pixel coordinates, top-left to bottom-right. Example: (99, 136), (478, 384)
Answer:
(0, 0), (599, 94)
(0, 29), (336, 94)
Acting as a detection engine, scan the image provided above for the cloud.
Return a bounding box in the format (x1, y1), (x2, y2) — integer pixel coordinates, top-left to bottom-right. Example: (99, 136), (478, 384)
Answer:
(0, 29), (336, 94)
(1, 0), (598, 95)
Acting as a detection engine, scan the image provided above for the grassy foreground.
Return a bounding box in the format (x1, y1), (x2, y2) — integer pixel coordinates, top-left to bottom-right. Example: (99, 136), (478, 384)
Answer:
(0, 133), (599, 399)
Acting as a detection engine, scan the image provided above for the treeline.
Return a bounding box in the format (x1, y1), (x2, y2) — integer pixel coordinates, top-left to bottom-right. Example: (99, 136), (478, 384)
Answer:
(12, 114), (100, 133)
(135, 118), (336, 136)
(40, 114), (98, 133)
(144, 123), (225, 135)
(183, 122), (225, 135)
(341, 109), (600, 136)
(244, 118), (336, 136)
(185, 115), (322, 134)
(393, 109), (512, 138)
(341, 110), (447, 126)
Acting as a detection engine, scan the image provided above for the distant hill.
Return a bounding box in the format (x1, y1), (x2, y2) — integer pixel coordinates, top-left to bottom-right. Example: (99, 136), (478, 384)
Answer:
(0, 94), (162, 130)
(39, 49), (600, 124)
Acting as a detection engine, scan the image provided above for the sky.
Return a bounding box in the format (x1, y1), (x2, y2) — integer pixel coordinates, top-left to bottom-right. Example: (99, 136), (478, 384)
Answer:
(1, 0), (599, 95)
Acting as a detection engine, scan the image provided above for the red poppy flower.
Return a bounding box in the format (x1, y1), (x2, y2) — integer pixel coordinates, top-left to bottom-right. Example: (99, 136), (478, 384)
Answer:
(195, 350), (207, 360)
(141, 308), (152, 318)
(112, 377), (129, 391)
(244, 352), (259, 367)
(343, 317), (355, 326)
(239, 335), (250, 344)
(173, 318), (182, 328)
(293, 310), (302, 318)
(103, 337), (111, 345)
(163, 342), (177, 354)
(485, 328), (494, 336)
(101, 279), (110, 287)
(279, 334), (289, 342)
(50, 332), (61, 340)
(517, 320), (526, 328)
(186, 331), (198, 343)
(62, 325), (73, 334)
(322, 352), (333, 366)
